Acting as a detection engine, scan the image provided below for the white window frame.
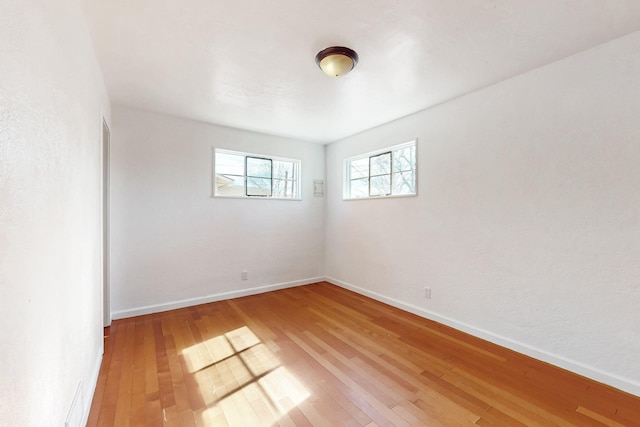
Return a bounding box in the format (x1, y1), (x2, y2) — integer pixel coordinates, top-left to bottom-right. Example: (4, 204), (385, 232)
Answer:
(343, 139), (417, 200)
(213, 148), (302, 200)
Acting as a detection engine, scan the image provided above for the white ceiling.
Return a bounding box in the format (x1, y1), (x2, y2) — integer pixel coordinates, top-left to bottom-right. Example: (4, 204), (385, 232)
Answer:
(83, 0), (640, 143)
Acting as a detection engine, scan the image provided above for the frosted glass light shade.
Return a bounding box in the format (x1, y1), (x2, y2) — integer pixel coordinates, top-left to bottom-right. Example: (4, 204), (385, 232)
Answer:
(315, 46), (358, 77)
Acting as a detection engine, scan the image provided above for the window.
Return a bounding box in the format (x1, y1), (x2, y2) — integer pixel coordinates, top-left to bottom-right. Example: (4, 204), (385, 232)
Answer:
(344, 140), (417, 199)
(214, 149), (301, 199)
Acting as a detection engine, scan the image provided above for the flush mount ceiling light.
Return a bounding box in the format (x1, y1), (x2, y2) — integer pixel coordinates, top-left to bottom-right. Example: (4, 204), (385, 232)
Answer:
(315, 46), (359, 77)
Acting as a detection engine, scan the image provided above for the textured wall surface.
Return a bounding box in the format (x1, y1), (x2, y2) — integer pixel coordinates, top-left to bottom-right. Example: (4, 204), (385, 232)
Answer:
(325, 32), (640, 395)
(0, 0), (110, 425)
(109, 107), (325, 316)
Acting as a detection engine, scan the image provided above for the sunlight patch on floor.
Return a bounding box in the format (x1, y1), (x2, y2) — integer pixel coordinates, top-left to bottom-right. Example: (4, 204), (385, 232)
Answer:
(182, 326), (310, 425)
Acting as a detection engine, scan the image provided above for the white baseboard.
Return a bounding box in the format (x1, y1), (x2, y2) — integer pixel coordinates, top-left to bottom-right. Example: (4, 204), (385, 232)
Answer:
(78, 347), (103, 427)
(111, 277), (325, 320)
(325, 276), (640, 397)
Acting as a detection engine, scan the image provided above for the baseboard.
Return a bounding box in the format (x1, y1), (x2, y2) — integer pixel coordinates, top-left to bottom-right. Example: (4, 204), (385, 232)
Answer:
(78, 347), (103, 427)
(111, 277), (325, 320)
(325, 276), (640, 397)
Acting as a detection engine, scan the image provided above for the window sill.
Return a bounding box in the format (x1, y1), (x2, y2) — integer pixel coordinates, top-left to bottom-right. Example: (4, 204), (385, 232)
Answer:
(212, 195), (303, 201)
(342, 193), (417, 201)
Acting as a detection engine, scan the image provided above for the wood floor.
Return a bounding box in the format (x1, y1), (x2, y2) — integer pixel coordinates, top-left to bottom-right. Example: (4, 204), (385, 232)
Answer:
(87, 282), (640, 426)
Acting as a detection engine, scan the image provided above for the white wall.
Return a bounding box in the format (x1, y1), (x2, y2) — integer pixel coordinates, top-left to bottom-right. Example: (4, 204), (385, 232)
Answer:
(0, 0), (111, 425)
(325, 32), (640, 395)
(109, 106), (325, 318)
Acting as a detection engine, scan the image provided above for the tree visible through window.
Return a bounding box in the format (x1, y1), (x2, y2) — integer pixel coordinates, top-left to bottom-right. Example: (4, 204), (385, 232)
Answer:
(345, 140), (417, 199)
(214, 149), (300, 199)
(246, 157), (272, 196)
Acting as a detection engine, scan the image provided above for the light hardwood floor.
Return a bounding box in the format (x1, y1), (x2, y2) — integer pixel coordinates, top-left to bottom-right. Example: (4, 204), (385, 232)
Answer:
(88, 282), (640, 426)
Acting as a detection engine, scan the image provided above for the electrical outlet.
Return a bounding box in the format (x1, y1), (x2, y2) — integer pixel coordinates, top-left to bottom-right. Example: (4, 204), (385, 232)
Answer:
(241, 271), (248, 281)
(424, 287), (431, 299)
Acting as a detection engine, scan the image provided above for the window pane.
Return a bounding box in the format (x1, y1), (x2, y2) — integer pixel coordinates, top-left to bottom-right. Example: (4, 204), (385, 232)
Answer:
(214, 149), (300, 199)
(370, 152), (391, 176)
(393, 146), (415, 172)
(215, 174), (244, 196)
(216, 152), (245, 175)
(246, 177), (272, 196)
(273, 178), (297, 198)
(392, 171), (415, 195)
(246, 157), (272, 178)
(370, 175), (391, 196)
(273, 160), (294, 179)
(350, 158), (369, 179)
(350, 177), (369, 198)
(343, 140), (416, 199)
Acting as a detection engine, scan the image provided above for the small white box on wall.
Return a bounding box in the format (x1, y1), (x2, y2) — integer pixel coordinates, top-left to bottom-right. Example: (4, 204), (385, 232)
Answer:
(313, 180), (324, 197)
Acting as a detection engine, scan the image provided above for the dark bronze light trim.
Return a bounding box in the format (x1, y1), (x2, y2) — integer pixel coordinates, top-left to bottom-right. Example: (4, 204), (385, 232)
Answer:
(315, 46), (359, 77)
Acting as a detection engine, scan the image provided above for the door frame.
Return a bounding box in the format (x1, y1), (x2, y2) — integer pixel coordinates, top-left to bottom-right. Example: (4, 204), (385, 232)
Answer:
(101, 118), (111, 327)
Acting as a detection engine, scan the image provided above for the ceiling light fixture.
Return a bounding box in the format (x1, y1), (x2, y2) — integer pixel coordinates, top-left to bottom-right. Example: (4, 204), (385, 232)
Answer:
(315, 46), (358, 77)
